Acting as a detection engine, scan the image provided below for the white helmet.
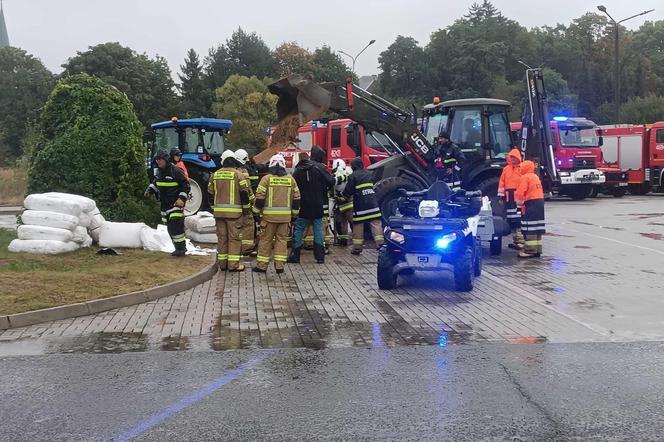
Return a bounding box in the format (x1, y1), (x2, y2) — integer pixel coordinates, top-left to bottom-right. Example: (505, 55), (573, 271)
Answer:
(221, 149), (235, 163)
(269, 154), (286, 169)
(332, 159), (347, 173)
(235, 148), (249, 165)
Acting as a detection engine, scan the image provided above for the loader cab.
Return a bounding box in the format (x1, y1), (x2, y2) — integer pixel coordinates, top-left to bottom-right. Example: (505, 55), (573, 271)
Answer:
(422, 98), (513, 163)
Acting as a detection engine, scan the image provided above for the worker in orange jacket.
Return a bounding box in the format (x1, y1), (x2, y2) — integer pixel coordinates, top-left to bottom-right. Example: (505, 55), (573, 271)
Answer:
(498, 148), (525, 250)
(170, 148), (190, 181)
(515, 160), (545, 258)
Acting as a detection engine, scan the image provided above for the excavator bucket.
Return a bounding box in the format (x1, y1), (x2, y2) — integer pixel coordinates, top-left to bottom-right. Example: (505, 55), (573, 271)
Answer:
(268, 75), (332, 123)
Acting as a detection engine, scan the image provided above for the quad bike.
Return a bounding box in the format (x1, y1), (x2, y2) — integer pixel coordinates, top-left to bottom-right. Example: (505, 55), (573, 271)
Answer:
(378, 181), (484, 292)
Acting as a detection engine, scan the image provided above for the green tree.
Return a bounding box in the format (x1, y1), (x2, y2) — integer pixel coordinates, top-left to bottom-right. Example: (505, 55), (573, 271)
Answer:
(378, 36), (429, 102)
(178, 49), (209, 117)
(617, 95), (664, 124)
(204, 28), (274, 90)
(0, 47), (54, 165)
(28, 74), (156, 223)
(312, 45), (353, 82)
(212, 75), (277, 150)
(62, 42), (177, 126)
(633, 20), (664, 96)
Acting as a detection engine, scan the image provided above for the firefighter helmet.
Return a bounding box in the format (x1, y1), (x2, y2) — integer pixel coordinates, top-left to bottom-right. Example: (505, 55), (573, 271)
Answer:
(235, 148), (249, 165)
(269, 154), (286, 169)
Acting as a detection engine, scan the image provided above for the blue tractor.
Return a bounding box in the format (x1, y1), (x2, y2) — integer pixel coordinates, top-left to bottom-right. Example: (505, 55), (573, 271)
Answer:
(148, 117), (232, 215)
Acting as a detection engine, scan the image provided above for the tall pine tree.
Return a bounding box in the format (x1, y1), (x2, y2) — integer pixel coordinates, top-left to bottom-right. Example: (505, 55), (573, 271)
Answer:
(178, 49), (209, 117)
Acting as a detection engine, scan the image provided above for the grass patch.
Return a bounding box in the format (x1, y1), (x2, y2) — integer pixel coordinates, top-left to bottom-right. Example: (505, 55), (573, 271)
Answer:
(0, 168), (27, 206)
(0, 229), (211, 315)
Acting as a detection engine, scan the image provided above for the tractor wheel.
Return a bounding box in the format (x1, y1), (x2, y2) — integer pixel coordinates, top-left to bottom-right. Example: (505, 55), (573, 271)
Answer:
(377, 246), (398, 290)
(612, 187), (627, 198)
(185, 168), (212, 216)
(374, 176), (421, 219)
(454, 244), (474, 292)
(472, 176), (499, 198)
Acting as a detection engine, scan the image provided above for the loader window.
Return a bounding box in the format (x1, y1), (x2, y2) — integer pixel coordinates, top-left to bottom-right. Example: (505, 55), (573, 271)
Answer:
(364, 132), (389, 152)
(448, 109), (482, 151)
(423, 113), (448, 144)
(154, 128), (179, 151)
(489, 112), (512, 158)
(203, 130), (225, 154)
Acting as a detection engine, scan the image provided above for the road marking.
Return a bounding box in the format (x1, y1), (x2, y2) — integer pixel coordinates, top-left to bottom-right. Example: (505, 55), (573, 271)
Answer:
(563, 227), (664, 256)
(111, 350), (276, 442)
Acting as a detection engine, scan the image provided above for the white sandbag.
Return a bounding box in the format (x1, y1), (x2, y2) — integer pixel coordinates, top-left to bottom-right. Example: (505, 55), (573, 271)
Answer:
(8, 239), (79, 255)
(89, 226), (101, 244)
(89, 213), (106, 230)
(78, 211), (92, 228)
(42, 192), (96, 213)
(72, 226), (90, 244)
(17, 225), (74, 242)
(24, 194), (82, 217)
(184, 211), (217, 234)
(80, 235), (93, 248)
(98, 222), (148, 249)
(21, 210), (79, 231)
(87, 207), (101, 216)
(140, 226), (173, 252)
(185, 229), (218, 244)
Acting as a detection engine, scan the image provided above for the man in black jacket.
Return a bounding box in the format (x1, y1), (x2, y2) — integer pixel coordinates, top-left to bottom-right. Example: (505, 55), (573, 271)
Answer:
(145, 150), (191, 257)
(343, 157), (384, 255)
(288, 146), (335, 264)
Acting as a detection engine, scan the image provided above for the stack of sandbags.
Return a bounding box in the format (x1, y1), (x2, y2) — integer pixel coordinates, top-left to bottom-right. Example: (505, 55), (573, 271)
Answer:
(9, 193), (97, 254)
(184, 211), (217, 243)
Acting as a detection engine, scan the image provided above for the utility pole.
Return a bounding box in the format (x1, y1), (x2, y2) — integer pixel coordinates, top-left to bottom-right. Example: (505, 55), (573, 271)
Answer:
(597, 5), (654, 122)
(339, 39), (376, 76)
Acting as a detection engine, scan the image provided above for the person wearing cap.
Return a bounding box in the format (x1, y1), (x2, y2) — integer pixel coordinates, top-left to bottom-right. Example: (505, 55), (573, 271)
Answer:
(169, 148), (189, 181)
(252, 154), (300, 274)
(145, 150), (190, 257)
(208, 150), (252, 271)
(435, 131), (465, 191)
(234, 149), (257, 255)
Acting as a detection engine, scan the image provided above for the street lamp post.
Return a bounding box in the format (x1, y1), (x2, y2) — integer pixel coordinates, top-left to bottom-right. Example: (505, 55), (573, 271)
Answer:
(339, 39), (376, 75)
(597, 5), (654, 122)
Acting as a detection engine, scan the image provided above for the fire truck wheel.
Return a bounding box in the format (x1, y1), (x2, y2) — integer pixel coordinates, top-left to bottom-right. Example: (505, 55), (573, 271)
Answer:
(588, 186), (599, 198)
(628, 184), (649, 195)
(611, 187), (627, 198)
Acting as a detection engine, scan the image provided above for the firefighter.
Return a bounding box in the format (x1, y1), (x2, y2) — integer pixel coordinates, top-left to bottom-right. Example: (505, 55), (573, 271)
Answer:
(343, 157), (384, 255)
(289, 146), (335, 264)
(234, 149), (257, 255)
(236, 148), (260, 191)
(169, 148), (189, 181)
(498, 148), (525, 250)
(515, 160), (545, 258)
(208, 150), (252, 271)
(332, 159), (353, 246)
(252, 154), (300, 274)
(145, 150), (190, 257)
(434, 131), (465, 191)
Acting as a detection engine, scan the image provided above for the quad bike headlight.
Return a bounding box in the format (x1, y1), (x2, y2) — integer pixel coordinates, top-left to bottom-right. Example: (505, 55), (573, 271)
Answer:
(388, 230), (405, 244)
(435, 233), (457, 250)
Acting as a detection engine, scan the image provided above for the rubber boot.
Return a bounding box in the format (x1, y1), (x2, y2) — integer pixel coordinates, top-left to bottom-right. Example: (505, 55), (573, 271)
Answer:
(313, 243), (325, 264)
(287, 247), (301, 263)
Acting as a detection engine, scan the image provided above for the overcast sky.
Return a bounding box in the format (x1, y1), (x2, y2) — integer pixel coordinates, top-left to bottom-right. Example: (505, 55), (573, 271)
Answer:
(3, 0), (661, 80)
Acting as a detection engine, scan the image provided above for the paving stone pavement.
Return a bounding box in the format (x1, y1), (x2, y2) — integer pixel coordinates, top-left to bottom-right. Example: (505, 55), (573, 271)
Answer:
(0, 245), (602, 352)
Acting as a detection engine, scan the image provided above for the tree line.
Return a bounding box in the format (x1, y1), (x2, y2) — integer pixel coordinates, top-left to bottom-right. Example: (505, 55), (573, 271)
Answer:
(2, 1), (664, 166)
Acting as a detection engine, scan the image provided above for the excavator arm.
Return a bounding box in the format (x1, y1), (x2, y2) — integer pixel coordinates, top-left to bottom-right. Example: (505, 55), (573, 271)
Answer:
(268, 75), (435, 176)
(518, 68), (559, 192)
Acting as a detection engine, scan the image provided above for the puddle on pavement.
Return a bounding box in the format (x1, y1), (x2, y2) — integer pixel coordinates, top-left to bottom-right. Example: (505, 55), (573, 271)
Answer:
(648, 222), (664, 227)
(547, 232), (574, 238)
(640, 232), (664, 241)
(573, 298), (614, 310)
(574, 245), (592, 249)
(570, 271), (616, 276)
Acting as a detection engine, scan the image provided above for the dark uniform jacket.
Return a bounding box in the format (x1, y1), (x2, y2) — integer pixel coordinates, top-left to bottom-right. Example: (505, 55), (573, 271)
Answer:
(150, 163), (190, 211)
(343, 168), (381, 222)
(293, 155), (335, 220)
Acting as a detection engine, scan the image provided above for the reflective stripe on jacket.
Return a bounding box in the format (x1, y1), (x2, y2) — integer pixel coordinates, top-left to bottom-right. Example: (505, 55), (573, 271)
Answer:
(343, 169), (381, 222)
(253, 174), (301, 223)
(208, 168), (250, 219)
(151, 163), (190, 211)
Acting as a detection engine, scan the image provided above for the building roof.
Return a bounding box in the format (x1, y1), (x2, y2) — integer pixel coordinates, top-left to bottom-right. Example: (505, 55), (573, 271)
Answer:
(0, 1), (9, 49)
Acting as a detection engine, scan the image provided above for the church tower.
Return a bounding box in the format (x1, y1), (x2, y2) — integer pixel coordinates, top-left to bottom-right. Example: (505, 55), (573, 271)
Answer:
(0, 0), (10, 48)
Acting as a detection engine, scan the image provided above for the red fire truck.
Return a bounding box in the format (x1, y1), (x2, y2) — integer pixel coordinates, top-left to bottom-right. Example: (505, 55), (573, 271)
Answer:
(269, 118), (390, 169)
(599, 122), (664, 195)
(512, 118), (627, 198)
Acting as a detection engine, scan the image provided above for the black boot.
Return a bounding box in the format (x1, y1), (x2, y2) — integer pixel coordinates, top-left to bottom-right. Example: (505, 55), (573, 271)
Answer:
(287, 247), (301, 263)
(313, 244), (325, 264)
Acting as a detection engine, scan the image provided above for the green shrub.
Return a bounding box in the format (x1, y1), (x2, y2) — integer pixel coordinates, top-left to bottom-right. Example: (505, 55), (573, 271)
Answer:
(28, 74), (158, 223)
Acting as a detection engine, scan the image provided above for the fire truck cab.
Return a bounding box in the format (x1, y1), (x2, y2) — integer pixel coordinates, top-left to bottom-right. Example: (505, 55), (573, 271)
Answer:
(272, 118), (390, 170)
(600, 122), (664, 195)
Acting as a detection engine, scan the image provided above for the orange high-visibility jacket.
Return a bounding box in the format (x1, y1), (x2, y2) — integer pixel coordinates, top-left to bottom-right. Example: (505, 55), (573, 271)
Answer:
(174, 160), (189, 181)
(497, 149), (522, 200)
(515, 160), (544, 206)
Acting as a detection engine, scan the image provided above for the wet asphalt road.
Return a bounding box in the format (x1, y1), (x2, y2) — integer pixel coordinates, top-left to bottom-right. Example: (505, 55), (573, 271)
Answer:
(2, 342), (664, 441)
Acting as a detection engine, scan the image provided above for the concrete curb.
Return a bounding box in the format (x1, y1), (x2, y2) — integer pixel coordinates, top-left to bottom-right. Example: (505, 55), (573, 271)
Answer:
(0, 260), (218, 330)
(0, 206), (22, 216)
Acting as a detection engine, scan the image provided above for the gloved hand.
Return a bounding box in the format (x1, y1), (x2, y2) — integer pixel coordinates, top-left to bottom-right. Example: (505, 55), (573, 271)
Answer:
(174, 199), (185, 208)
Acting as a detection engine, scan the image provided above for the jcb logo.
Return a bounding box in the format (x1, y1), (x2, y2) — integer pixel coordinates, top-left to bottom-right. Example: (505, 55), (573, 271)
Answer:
(410, 134), (429, 154)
